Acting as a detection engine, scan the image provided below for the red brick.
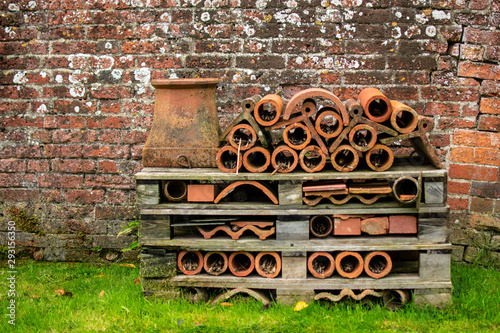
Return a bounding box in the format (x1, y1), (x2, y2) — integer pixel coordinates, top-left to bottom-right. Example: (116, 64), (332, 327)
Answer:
(95, 206), (136, 219)
(1, 116), (43, 128)
(52, 41), (96, 55)
(0, 42), (28, 55)
(0, 145), (43, 159)
(453, 129), (500, 148)
(395, 71), (430, 85)
(87, 116), (132, 129)
(333, 217), (361, 235)
(464, 27), (500, 45)
(51, 159), (96, 173)
(360, 217), (389, 235)
(460, 44), (484, 61)
(122, 131), (148, 144)
(48, 10), (93, 25)
(106, 190), (129, 205)
(39, 174), (84, 188)
(28, 160), (50, 173)
(0, 101), (30, 115)
(448, 181), (471, 195)
(478, 115), (500, 132)
(82, 145), (129, 159)
(84, 174), (134, 189)
(481, 80), (500, 97)
(90, 86), (133, 99)
(0, 173), (37, 187)
(66, 190), (105, 204)
(469, 0), (489, 10)
(0, 189), (40, 202)
(98, 160), (118, 173)
(387, 56), (437, 70)
(87, 26), (135, 39)
(475, 148), (500, 166)
(54, 100), (96, 114)
(44, 144), (84, 158)
(440, 87), (479, 101)
(51, 130), (98, 144)
(424, 102), (459, 117)
(44, 116), (86, 129)
(0, 159), (27, 173)
(131, 145), (143, 160)
(388, 215), (417, 234)
(98, 130), (121, 144)
(459, 62), (500, 81)
(461, 103), (480, 117)
(318, 72), (341, 85)
(450, 147), (475, 163)
(449, 164), (498, 182)
(0, 86), (39, 99)
(439, 117), (476, 129)
(480, 98), (500, 115)
(448, 197), (470, 211)
(41, 189), (63, 203)
(470, 197), (494, 214)
(468, 214), (500, 231)
(39, 26), (86, 40)
(485, 45), (500, 61)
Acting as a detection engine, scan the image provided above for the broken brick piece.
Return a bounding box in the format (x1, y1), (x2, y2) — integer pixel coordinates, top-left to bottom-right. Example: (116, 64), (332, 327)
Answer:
(334, 217), (361, 235)
(187, 184), (217, 202)
(361, 217), (389, 235)
(389, 215), (417, 234)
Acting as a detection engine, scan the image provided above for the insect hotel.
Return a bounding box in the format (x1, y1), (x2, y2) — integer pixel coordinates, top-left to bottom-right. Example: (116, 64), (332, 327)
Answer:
(136, 78), (451, 308)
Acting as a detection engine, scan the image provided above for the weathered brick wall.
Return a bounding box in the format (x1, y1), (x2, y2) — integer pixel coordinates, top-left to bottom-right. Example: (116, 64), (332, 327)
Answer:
(0, 0), (498, 263)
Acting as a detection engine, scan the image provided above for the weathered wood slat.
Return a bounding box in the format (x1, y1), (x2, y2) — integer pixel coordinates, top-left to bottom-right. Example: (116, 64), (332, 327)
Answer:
(418, 218), (449, 243)
(136, 180), (161, 205)
(419, 252), (451, 281)
(278, 180), (303, 205)
(276, 218), (309, 240)
(424, 181), (446, 204)
(281, 256), (307, 280)
(140, 216), (171, 242)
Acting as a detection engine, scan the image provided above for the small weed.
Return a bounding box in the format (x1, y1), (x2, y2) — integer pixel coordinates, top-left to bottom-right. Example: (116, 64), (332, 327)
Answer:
(118, 220), (140, 252)
(8, 207), (45, 236)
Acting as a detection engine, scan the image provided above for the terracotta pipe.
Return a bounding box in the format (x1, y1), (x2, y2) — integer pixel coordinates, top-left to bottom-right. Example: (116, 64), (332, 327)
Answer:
(228, 251), (255, 277)
(417, 115), (433, 132)
(348, 124), (377, 152)
(299, 145), (327, 173)
(365, 144), (394, 172)
(242, 146), (271, 173)
(331, 144), (359, 172)
(364, 251), (392, 279)
(308, 252), (335, 279)
(254, 94), (284, 126)
(203, 251), (228, 276)
(163, 180), (187, 201)
(315, 107), (344, 139)
(271, 145), (299, 173)
(357, 87), (392, 123)
(335, 252), (364, 279)
(390, 100), (419, 134)
(345, 98), (364, 117)
(309, 215), (334, 238)
(382, 290), (410, 310)
(227, 123), (257, 151)
(241, 95), (262, 113)
(392, 176), (420, 204)
(255, 251), (281, 278)
(301, 98), (317, 115)
(283, 122), (311, 150)
(216, 145), (242, 173)
(177, 250), (203, 275)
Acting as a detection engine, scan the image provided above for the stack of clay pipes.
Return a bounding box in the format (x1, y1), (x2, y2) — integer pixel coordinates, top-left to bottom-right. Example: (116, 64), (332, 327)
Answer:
(307, 251), (393, 279)
(216, 87), (441, 174)
(177, 250), (281, 278)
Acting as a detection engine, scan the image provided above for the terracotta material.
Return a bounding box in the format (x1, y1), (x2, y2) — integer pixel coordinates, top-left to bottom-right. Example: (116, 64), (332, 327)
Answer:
(331, 144), (359, 172)
(241, 95), (262, 113)
(163, 180), (187, 201)
(348, 183), (392, 194)
(393, 176), (421, 204)
(303, 182), (347, 192)
(348, 124), (377, 152)
(177, 250), (203, 275)
(299, 145), (327, 173)
(365, 144), (394, 172)
(242, 146), (271, 173)
(315, 288), (385, 303)
(196, 225), (276, 240)
(230, 221), (274, 228)
(216, 145), (242, 173)
(309, 215), (334, 238)
(335, 252), (364, 279)
(203, 251), (228, 276)
(283, 88), (349, 126)
(271, 144), (299, 173)
(303, 192), (389, 206)
(227, 123), (257, 151)
(333, 216), (361, 235)
(364, 251), (392, 279)
(187, 184), (217, 202)
(283, 123), (311, 150)
(143, 79), (221, 168)
(211, 288), (270, 306)
(389, 215), (418, 234)
(255, 251), (281, 278)
(315, 107), (344, 139)
(360, 217), (389, 235)
(417, 115), (433, 132)
(214, 180), (278, 204)
(268, 99), (316, 130)
(308, 252), (335, 279)
(228, 251), (255, 277)
(357, 87), (392, 123)
(390, 100), (419, 133)
(344, 98), (364, 116)
(382, 290), (410, 310)
(253, 94), (284, 126)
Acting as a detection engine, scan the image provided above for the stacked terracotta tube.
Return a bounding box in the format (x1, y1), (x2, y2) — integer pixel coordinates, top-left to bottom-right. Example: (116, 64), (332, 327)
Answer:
(217, 87), (438, 173)
(177, 250), (281, 278)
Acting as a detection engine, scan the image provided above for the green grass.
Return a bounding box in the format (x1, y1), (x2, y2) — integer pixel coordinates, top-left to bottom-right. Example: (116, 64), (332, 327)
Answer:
(0, 261), (499, 332)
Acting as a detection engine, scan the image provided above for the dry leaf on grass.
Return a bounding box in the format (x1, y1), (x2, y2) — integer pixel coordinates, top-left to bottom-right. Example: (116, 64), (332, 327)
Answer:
(99, 290), (105, 298)
(220, 302), (233, 306)
(293, 301), (308, 312)
(119, 264), (136, 268)
(94, 273), (104, 278)
(55, 289), (72, 297)
(134, 278), (141, 285)
(32, 295), (40, 299)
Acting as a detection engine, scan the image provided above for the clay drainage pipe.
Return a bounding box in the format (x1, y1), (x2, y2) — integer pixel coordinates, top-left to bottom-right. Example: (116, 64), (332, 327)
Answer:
(348, 124), (377, 152)
(383, 290), (410, 310)
(204, 251), (228, 276)
(283, 123), (311, 150)
(163, 180), (187, 201)
(299, 145), (327, 173)
(255, 252), (281, 278)
(315, 107), (344, 139)
(364, 251), (392, 279)
(331, 144), (359, 172)
(390, 101), (419, 134)
(335, 252), (364, 279)
(243, 146), (271, 173)
(216, 145), (242, 173)
(393, 176), (420, 204)
(308, 252), (335, 279)
(177, 250), (203, 275)
(365, 144), (394, 172)
(254, 94), (284, 127)
(271, 145), (299, 173)
(357, 87), (392, 123)
(228, 251), (255, 277)
(309, 215), (333, 238)
(227, 123), (257, 151)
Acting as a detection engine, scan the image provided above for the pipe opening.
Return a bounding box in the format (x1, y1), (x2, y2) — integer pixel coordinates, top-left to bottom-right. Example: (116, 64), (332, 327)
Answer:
(164, 181), (187, 201)
(396, 110), (416, 129)
(368, 98), (389, 118)
(368, 255), (388, 275)
(369, 148), (391, 169)
(275, 151), (294, 169)
(394, 177), (419, 202)
(259, 254), (278, 275)
(383, 290), (409, 310)
(353, 129), (374, 148)
(205, 253), (226, 275)
(287, 127), (308, 146)
(319, 114), (341, 135)
(231, 127), (254, 148)
(334, 149), (355, 168)
(181, 252), (201, 272)
(312, 255), (332, 275)
(244, 103), (252, 110)
(220, 149), (238, 170)
(257, 103), (277, 122)
(310, 216), (333, 238)
(231, 253), (252, 272)
(339, 255), (360, 273)
(246, 151), (267, 168)
(302, 150), (323, 169)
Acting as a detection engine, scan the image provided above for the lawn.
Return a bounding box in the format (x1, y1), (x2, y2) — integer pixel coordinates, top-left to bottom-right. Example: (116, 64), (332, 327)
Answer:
(0, 260), (498, 332)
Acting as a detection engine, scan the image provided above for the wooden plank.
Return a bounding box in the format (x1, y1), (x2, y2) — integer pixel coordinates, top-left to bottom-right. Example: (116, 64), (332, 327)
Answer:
(414, 288), (452, 308)
(419, 252), (451, 281)
(276, 219), (309, 241)
(140, 252), (177, 278)
(276, 288), (315, 305)
(140, 215), (171, 242)
(136, 180), (160, 205)
(281, 256), (307, 280)
(418, 218), (449, 243)
(424, 181), (445, 204)
(278, 180), (303, 205)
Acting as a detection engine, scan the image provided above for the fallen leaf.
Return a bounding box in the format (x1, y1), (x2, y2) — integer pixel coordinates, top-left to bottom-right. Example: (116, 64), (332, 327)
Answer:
(99, 290), (105, 298)
(134, 278), (141, 285)
(55, 289), (65, 296)
(293, 301), (308, 312)
(32, 295), (41, 299)
(220, 302), (233, 306)
(119, 264), (136, 268)
(95, 273), (105, 278)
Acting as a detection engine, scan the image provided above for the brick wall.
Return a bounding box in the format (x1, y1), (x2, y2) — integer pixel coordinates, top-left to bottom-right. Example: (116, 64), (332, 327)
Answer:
(0, 0), (498, 263)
